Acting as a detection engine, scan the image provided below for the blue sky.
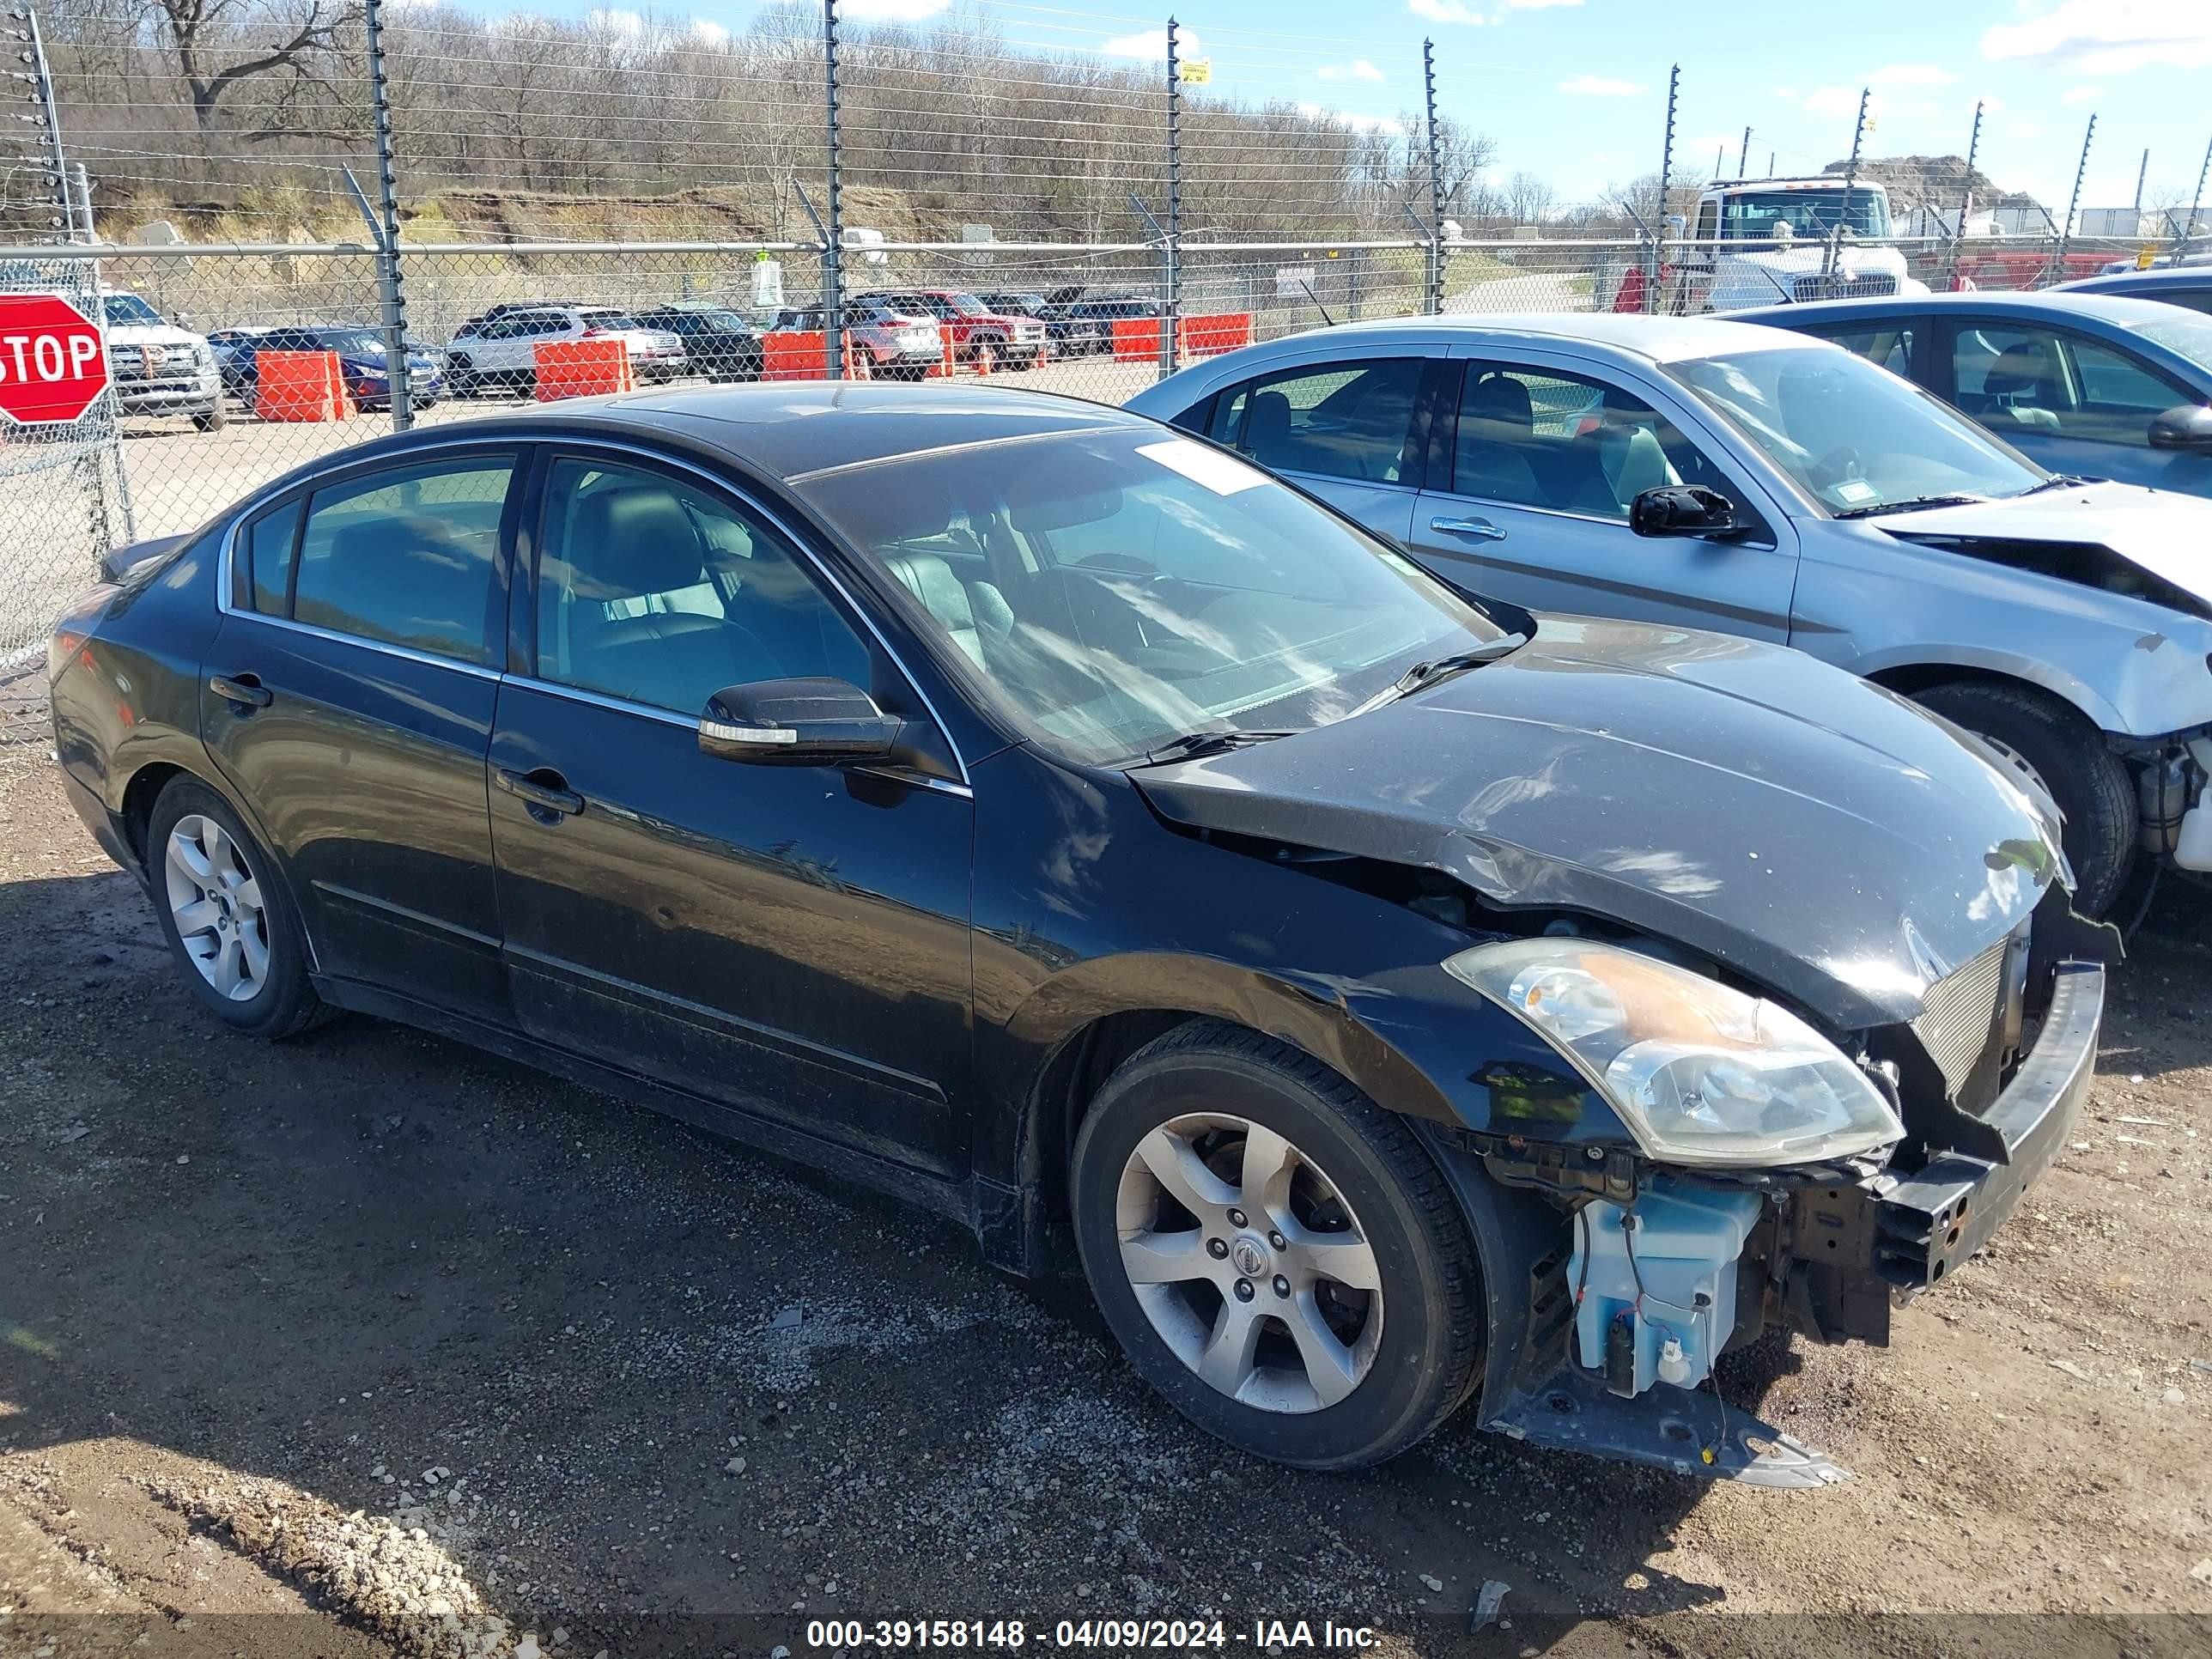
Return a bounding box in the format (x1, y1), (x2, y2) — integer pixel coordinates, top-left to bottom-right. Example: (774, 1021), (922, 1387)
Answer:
(529, 1), (2212, 213)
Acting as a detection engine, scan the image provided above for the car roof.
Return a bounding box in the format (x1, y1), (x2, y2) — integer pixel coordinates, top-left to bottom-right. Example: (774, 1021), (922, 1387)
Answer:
(1732, 290), (2191, 331)
(1246, 311), (1804, 365)
(2058, 265), (2212, 294)
(300, 383), (1157, 484)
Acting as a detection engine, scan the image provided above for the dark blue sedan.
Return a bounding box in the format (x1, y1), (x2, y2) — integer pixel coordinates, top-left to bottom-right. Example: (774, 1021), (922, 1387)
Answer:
(46, 384), (2105, 1484)
(1735, 291), (2212, 498)
(2057, 263), (2212, 315)
(226, 324), (446, 412)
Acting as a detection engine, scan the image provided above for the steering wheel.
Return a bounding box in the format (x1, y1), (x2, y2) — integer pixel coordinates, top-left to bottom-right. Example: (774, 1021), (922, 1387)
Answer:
(1809, 446), (1864, 492)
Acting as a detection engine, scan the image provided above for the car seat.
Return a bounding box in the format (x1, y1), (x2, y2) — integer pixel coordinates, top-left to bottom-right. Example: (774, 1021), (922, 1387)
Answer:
(1454, 374), (1544, 502)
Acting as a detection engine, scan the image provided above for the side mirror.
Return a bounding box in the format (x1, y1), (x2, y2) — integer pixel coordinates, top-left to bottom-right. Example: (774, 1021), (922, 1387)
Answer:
(1629, 483), (1748, 540)
(2148, 404), (2212, 453)
(698, 678), (902, 765)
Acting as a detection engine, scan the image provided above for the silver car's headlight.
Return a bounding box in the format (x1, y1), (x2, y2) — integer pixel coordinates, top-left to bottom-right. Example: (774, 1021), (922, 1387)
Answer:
(1443, 939), (1903, 1167)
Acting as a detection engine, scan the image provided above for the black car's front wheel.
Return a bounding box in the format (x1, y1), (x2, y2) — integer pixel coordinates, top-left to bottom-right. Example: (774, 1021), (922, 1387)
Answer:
(1070, 1022), (1484, 1470)
(148, 779), (330, 1040)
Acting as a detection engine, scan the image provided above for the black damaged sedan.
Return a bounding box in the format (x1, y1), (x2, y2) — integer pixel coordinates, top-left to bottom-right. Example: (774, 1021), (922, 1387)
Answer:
(49, 384), (2112, 1483)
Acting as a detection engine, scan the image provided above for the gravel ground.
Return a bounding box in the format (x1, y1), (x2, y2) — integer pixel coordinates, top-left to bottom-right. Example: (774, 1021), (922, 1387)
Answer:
(2, 763), (2209, 1659)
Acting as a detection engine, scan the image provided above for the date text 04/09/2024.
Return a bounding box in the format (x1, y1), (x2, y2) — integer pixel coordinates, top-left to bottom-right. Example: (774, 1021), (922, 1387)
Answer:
(802, 1619), (1380, 1649)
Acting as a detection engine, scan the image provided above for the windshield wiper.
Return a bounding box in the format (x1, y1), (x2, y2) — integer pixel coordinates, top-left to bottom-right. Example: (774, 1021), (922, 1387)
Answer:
(1350, 635), (1528, 718)
(2018, 473), (2094, 495)
(1136, 728), (1298, 766)
(1832, 493), (1989, 520)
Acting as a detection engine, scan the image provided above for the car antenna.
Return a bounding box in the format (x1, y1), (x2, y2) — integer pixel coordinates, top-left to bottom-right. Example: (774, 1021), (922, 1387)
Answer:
(1299, 277), (1336, 327)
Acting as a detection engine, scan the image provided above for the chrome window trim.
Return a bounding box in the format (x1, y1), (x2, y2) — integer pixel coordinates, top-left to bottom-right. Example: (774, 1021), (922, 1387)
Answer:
(213, 428), (973, 787)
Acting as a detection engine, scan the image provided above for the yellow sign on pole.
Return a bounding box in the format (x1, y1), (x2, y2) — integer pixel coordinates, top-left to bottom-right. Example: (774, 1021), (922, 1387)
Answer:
(1182, 58), (1212, 84)
(2137, 244), (2159, 270)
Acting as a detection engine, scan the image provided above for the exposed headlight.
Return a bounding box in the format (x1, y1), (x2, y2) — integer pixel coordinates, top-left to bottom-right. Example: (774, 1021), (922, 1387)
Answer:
(1443, 939), (1903, 1166)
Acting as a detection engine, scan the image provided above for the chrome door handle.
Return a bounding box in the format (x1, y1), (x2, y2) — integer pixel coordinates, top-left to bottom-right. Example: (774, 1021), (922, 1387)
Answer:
(495, 768), (585, 817)
(1429, 515), (1506, 542)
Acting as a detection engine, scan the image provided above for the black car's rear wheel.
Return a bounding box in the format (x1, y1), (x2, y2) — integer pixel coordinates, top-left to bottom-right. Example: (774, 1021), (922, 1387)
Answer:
(1070, 1021), (1484, 1470)
(148, 779), (330, 1040)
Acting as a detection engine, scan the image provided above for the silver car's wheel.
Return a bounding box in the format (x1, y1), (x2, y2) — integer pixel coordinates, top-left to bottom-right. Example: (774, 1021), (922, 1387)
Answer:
(1972, 732), (2055, 802)
(1115, 1111), (1383, 1413)
(163, 812), (270, 1002)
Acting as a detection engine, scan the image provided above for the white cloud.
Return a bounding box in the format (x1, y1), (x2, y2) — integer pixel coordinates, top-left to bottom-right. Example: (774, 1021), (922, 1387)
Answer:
(1408, 0), (1485, 22)
(1317, 59), (1385, 82)
(2004, 118), (2043, 140)
(1804, 86), (1871, 118)
(1557, 74), (1641, 96)
(690, 18), (729, 46)
(1102, 27), (1205, 61)
(584, 7), (646, 33)
(2060, 84), (2102, 104)
(1871, 62), (1956, 86)
(1505, 0), (1583, 7)
(1295, 102), (1405, 136)
(840, 0), (952, 21)
(1982, 2), (2212, 74)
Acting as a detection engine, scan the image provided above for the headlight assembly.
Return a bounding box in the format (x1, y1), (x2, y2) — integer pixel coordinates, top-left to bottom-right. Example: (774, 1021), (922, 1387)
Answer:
(1443, 939), (1903, 1167)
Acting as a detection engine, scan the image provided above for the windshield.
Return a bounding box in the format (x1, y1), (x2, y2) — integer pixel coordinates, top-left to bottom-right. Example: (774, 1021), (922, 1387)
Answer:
(318, 330), (383, 356)
(2124, 312), (2212, 380)
(1670, 345), (2044, 514)
(794, 428), (1508, 766)
(103, 295), (163, 326)
(944, 293), (991, 317)
(580, 310), (640, 330)
(1719, 189), (1891, 240)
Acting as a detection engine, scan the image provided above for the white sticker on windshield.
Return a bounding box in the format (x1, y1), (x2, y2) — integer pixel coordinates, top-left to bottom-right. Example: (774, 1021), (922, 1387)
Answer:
(1833, 477), (1880, 505)
(1136, 438), (1269, 496)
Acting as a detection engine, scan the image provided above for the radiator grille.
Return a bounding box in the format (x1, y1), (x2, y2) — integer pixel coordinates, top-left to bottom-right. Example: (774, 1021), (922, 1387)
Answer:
(1911, 937), (2010, 1097)
(1792, 271), (1900, 303)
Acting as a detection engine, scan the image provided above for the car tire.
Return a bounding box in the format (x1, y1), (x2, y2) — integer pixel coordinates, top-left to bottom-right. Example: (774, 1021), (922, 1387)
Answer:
(191, 407), (226, 433)
(1069, 1020), (1484, 1471)
(1914, 680), (2137, 916)
(146, 778), (332, 1041)
(447, 356), (479, 398)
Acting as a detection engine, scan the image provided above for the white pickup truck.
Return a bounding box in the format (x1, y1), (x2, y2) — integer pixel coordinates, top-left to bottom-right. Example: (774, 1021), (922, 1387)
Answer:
(1671, 177), (1930, 314)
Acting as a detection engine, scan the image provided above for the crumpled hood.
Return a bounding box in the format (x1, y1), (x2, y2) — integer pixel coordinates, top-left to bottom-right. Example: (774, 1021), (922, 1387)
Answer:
(1871, 479), (2212, 609)
(1134, 617), (2063, 1030)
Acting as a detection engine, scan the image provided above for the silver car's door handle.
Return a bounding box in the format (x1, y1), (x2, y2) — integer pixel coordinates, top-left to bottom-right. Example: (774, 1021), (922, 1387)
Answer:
(1429, 515), (1507, 542)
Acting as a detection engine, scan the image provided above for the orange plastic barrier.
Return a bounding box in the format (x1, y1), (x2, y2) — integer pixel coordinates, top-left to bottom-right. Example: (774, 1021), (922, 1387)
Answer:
(927, 335), (959, 378)
(533, 338), (634, 400)
(761, 331), (868, 381)
(1177, 313), (1254, 357)
(1111, 317), (1164, 362)
(253, 349), (351, 423)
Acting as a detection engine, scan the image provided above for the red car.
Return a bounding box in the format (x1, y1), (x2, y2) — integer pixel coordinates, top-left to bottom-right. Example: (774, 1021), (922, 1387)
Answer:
(854, 289), (1048, 369)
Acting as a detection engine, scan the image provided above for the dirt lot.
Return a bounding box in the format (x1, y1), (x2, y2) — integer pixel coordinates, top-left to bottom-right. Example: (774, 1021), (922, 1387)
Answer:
(2, 759), (2209, 1659)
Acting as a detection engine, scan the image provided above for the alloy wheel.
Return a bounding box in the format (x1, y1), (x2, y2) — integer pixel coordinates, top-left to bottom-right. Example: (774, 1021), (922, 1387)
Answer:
(1115, 1112), (1383, 1413)
(163, 813), (271, 1002)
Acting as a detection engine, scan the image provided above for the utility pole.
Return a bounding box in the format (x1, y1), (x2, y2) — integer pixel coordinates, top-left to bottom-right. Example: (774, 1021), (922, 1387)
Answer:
(2057, 112), (2095, 277)
(1422, 38), (1443, 314)
(1164, 17), (1182, 371)
(363, 0), (412, 428)
(822, 0), (845, 380)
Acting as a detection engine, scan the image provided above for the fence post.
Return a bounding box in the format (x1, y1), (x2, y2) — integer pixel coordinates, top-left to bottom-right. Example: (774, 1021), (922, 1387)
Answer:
(362, 0), (412, 428)
(1161, 16), (1181, 374)
(1421, 39), (1443, 314)
(822, 0), (846, 380)
(1950, 99), (1984, 291)
(1650, 64), (1676, 314)
(2057, 112), (2095, 282)
(2182, 135), (2210, 261)
(1737, 126), (1750, 178)
(1824, 88), (1869, 283)
(21, 4), (68, 235)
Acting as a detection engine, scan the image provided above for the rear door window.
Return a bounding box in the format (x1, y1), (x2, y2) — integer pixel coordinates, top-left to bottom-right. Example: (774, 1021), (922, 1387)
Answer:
(1210, 359), (1423, 485)
(288, 456), (517, 663)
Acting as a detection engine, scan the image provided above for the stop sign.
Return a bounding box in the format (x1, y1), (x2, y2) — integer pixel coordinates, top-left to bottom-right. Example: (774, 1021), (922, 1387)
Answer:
(0, 293), (111, 425)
